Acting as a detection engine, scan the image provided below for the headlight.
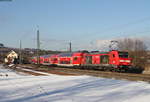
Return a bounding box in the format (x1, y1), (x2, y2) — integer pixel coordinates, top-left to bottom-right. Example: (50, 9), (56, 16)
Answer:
(119, 60), (124, 62)
(119, 60), (131, 63)
(125, 60), (130, 63)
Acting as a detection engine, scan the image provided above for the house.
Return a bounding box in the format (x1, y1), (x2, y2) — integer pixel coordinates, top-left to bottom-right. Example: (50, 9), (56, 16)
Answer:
(0, 43), (4, 48)
(4, 50), (18, 63)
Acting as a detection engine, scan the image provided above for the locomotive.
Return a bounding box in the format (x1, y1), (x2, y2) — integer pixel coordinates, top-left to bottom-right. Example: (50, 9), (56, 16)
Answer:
(31, 50), (132, 72)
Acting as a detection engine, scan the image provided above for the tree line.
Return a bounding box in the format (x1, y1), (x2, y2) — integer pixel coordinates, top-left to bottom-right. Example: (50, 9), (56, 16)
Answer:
(118, 38), (148, 69)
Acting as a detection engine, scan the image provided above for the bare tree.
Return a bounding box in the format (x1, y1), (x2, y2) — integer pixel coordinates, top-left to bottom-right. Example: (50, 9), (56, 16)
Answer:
(118, 38), (147, 68)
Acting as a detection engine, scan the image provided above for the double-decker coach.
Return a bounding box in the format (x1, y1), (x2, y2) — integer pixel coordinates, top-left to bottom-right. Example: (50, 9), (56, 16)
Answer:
(50, 54), (59, 65)
(42, 55), (52, 65)
(57, 52), (85, 67)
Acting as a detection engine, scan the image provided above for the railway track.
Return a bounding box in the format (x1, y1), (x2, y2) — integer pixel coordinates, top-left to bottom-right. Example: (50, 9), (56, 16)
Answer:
(4, 64), (150, 82)
(53, 67), (150, 82)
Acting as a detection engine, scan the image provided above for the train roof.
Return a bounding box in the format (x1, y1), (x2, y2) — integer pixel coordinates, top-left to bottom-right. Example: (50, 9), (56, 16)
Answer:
(40, 54), (52, 58)
(89, 51), (109, 54)
(58, 53), (73, 57)
(58, 51), (87, 57)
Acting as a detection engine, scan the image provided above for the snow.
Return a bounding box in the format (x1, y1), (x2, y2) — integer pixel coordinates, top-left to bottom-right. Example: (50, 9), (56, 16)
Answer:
(0, 64), (150, 102)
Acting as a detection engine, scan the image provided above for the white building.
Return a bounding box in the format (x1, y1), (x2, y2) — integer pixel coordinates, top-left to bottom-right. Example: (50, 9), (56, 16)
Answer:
(4, 50), (18, 63)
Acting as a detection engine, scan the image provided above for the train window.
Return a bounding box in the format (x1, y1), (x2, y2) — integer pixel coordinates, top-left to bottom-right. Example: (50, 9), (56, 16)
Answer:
(113, 54), (115, 58)
(60, 60), (70, 64)
(44, 60), (49, 63)
(100, 55), (109, 64)
(74, 57), (78, 61)
(119, 52), (128, 58)
(86, 56), (92, 64)
(53, 58), (57, 61)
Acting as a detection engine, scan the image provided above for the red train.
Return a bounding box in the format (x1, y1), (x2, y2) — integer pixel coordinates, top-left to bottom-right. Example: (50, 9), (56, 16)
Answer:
(30, 50), (132, 72)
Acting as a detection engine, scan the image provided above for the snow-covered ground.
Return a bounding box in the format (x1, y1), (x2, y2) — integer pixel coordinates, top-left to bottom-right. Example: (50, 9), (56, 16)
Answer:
(0, 64), (150, 102)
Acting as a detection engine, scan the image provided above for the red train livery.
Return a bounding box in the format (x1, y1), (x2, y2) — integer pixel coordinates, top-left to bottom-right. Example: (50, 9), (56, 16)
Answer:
(31, 50), (132, 71)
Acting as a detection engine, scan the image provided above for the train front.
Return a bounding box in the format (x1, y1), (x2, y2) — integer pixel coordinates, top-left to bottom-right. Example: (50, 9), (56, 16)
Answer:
(118, 51), (132, 68)
(110, 51), (132, 70)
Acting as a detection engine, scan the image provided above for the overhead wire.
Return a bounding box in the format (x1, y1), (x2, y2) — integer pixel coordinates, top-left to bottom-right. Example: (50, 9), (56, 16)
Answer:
(75, 16), (150, 40)
(16, 17), (150, 51)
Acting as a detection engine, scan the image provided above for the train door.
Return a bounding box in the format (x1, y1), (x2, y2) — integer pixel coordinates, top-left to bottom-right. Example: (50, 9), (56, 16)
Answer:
(86, 56), (92, 64)
(110, 51), (119, 65)
(100, 55), (109, 64)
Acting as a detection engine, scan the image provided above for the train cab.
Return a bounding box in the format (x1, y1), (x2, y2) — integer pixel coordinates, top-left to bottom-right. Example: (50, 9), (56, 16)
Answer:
(109, 50), (132, 68)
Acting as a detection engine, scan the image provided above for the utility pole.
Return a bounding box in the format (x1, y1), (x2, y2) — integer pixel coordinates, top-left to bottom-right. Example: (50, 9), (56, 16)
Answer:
(69, 42), (72, 52)
(37, 27), (40, 65)
(19, 40), (22, 64)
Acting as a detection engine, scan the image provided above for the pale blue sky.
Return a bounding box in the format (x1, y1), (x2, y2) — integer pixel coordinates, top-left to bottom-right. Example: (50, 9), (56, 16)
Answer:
(0, 0), (150, 51)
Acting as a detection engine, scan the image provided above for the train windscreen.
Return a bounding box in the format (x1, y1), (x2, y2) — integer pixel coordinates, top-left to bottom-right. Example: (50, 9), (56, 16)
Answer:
(119, 52), (128, 58)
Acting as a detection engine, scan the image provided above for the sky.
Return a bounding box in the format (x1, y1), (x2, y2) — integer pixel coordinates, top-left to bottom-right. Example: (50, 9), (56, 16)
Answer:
(0, 0), (150, 51)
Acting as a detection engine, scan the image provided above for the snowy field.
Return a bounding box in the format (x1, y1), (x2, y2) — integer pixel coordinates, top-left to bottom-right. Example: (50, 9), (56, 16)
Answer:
(0, 65), (150, 102)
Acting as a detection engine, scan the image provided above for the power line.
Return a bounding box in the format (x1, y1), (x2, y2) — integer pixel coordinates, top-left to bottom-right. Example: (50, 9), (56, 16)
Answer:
(73, 17), (150, 41)
(0, 0), (12, 2)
